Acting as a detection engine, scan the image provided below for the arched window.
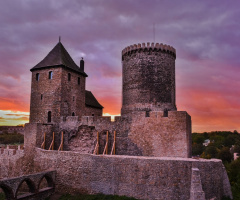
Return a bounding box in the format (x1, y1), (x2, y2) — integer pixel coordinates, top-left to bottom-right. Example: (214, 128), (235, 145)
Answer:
(72, 112), (75, 116)
(49, 71), (53, 79)
(36, 73), (40, 81)
(68, 73), (71, 81)
(48, 111), (51, 123)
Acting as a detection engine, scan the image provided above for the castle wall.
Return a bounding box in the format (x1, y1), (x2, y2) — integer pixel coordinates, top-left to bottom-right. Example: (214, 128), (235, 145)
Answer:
(30, 148), (230, 200)
(128, 111), (192, 158)
(84, 106), (102, 117)
(60, 68), (86, 118)
(121, 43), (176, 115)
(30, 67), (63, 123)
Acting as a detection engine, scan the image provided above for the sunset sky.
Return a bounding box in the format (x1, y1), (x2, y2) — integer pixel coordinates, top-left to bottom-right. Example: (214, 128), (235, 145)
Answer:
(0, 0), (239, 132)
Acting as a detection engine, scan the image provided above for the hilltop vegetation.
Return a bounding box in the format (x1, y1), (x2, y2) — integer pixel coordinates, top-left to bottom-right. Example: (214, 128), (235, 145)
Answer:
(192, 131), (240, 199)
(0, 132), (24, 145)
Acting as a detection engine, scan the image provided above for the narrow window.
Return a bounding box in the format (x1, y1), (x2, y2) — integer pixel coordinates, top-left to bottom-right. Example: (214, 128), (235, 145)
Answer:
(78, 77), (80, 85)
(47, 111), (51, 123)
(73, 96), (75, 101)
(163, 109), (168, 117)
(36, 73), (40, 81)
(41, 94), (43, 100)
(49, 71), (53, 79)
(146, 111), (150, 117)
(72, 112), (75, 116)
(68, 73), (71, 81)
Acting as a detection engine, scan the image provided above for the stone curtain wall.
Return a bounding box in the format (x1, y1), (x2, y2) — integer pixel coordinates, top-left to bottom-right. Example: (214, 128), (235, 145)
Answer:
(32, 148), (230, 200)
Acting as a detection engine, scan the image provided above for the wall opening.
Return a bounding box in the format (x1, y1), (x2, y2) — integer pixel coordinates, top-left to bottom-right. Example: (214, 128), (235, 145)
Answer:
(146, 111), (150, 117)
(78, 77), (80, 85)
(36, 73), (40, 81)
(48, 111), (52, 123)
(49, 71), (53, 79)
(16, 179), (35, 198)
(73, 96), (75, 101)
(72, 112), (75, 116)
(92, 114), (94, 116)
(68, 73), (71, 81)
(163, 109), (168, 117)
(41, 94), (43, 100)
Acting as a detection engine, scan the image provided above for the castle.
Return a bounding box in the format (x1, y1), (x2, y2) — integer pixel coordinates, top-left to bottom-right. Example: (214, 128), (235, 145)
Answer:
(0, 41), (232, 200)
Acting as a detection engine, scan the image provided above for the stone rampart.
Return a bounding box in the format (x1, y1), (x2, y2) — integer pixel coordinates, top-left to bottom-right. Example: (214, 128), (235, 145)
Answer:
(32, 148), (231, 200)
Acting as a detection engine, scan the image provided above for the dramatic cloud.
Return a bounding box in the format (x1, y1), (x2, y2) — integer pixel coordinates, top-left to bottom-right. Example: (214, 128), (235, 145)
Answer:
(0, 0), (239, 131)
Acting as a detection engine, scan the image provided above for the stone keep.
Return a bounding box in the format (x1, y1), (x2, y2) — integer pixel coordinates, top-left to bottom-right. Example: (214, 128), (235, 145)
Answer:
(29, 42), (103, 124)
(121, 42), (176, 115)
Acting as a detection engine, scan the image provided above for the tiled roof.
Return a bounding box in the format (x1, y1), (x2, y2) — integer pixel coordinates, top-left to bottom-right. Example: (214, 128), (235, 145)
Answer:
(85, 90), (103, 109)
(30, 42), (88, 77)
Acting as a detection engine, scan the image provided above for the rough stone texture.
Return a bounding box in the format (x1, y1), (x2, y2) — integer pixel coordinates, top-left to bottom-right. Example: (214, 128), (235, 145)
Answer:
(190, 168), (205, 200)
(30, 67), (86, 124)
(30, 149), (230, 200)
(121, 44), (176, 115)
(54, 110), (191, 157)
(84, 105), (102, 117)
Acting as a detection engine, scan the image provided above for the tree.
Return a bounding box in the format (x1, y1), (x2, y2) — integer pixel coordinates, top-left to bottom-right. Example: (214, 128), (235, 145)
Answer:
(192, 143), (204, 156)
(217, 147), (232, 163)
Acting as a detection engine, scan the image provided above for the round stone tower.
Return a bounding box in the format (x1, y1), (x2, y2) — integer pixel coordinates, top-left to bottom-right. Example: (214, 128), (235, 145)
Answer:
(121, 42), (177, 115)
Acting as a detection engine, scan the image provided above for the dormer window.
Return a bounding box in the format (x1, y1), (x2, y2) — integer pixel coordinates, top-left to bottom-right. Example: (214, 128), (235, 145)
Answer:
(36, 73), (40, 81)
(49, 71), (53, 79)
(68, 73), (71, 81)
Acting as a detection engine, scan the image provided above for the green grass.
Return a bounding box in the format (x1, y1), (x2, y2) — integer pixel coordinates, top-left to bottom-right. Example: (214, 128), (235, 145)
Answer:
(0, 193), (5, 200)
(48, 194), (138, 200)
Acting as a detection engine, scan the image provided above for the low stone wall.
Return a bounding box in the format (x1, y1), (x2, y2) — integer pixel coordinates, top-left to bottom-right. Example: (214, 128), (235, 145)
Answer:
(32, 148), (231, 200)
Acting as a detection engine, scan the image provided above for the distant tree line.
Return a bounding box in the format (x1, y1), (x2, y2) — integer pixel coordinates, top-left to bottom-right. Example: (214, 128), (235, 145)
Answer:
(192, 131), (240, 199)
(0, 132), (24, 145)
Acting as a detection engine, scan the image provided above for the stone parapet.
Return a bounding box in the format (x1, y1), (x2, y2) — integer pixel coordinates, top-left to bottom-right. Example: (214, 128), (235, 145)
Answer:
(122, 42), (176, 58)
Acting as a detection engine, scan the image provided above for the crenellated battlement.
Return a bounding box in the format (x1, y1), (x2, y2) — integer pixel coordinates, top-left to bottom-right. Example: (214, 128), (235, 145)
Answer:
(0, 145), (24, 157)
(122, 42), (176, 58)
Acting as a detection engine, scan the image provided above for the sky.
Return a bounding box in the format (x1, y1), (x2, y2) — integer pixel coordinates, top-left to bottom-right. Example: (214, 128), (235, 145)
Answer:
(0, 0), (239, 132)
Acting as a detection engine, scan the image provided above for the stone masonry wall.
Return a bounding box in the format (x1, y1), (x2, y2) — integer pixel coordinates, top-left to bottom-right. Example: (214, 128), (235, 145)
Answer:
(30, 67), (63, 123)
(31, 148), (230, 200)
(60, 67), (86, 119)
(84, 106), (102, 117)
(121, 43), (176, 115)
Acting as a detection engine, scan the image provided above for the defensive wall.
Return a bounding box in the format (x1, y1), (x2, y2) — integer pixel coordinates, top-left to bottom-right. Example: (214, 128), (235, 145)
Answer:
(24, 110), (191, 158)
(0, 147), (232, 200)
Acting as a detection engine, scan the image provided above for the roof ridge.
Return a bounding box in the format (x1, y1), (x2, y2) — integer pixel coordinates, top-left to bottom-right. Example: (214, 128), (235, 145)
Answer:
(30, 42), (88, 77)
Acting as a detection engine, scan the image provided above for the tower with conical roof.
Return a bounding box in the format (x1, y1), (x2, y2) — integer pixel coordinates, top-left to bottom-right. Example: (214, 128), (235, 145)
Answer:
(29, 41), (103, 124)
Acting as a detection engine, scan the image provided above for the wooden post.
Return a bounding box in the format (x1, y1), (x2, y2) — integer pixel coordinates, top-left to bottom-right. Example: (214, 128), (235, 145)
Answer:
(97, 131), (99, 155)
(61, 131), (63, 151)
(113, 131), (116, 155)
(52, 132), (55, 150)
(43, 132), (46, 149)
(106, 131), (108, 154)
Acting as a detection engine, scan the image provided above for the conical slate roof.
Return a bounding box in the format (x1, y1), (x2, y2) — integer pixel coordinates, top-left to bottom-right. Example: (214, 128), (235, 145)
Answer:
(30, 42), (88, 77)
(85, 90), (103, 109)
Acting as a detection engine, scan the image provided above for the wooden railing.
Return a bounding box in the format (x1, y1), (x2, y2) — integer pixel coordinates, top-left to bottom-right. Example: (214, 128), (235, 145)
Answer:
(58, 131), (64, 151)
(41, 132), (46, 149)
(48, 132), (55, 150)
